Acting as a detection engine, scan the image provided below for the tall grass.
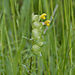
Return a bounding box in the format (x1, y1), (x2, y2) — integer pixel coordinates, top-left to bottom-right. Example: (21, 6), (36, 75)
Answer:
(0, 0), (75, 75)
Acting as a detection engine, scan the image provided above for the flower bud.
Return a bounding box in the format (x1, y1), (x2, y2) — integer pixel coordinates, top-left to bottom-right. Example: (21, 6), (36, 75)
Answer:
(32, 44), (41, 55)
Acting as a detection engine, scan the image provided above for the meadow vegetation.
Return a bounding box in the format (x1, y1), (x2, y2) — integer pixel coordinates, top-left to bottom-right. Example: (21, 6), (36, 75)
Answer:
(0, 0), (75, 75)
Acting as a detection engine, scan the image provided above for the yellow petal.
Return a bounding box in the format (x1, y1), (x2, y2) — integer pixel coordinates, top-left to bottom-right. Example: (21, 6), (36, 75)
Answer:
(44, 20), (51, 26)
(40, 13), (47, 19)
(41, 13), (47, 16)
(47, 23), (50, 26)
(43, 17), (46, 19)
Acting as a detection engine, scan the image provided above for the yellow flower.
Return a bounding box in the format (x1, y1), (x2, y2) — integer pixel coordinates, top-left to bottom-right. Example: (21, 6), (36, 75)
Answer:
(40, 13), (47, 20)
(44, 20), (51, 26)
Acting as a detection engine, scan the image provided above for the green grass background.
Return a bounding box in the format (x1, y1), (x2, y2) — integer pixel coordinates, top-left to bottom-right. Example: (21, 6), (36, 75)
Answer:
(0, 0), (75, 75)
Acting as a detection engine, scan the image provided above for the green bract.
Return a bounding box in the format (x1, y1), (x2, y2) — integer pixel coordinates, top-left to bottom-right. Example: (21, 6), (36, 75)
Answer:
(32, 44), (40, 51)
(32, 22), (42, 29)
(32, 29), (41, 40)
(32, 13), (39, 22)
